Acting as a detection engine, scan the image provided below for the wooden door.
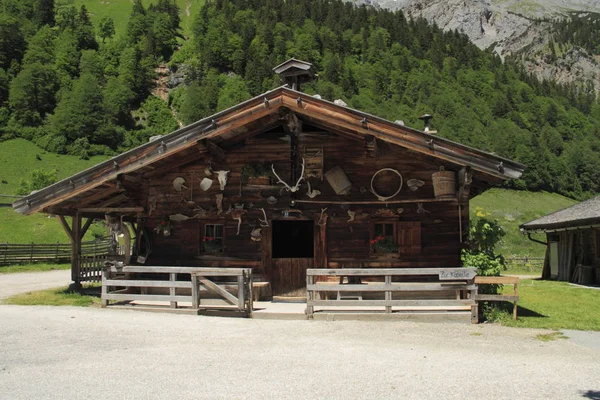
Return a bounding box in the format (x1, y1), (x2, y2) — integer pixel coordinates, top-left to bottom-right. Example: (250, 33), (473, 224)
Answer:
(272, 258), (313, 297)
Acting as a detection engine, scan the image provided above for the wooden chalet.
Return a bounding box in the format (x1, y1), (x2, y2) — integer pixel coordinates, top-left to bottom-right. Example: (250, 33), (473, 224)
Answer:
(13, 59), (525, 302)
(521, 196), (600, 284)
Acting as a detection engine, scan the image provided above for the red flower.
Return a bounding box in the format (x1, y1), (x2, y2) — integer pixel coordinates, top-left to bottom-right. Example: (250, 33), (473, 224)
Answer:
(161, 221), (166, 225)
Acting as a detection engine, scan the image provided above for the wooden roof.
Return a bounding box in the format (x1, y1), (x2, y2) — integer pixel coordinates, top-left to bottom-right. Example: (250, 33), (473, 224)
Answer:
(13, 86), (525, 216)
(520, 196), (600, 232)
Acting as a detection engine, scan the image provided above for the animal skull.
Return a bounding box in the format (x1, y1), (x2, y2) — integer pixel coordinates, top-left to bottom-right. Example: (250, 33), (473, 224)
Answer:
(215, 170), (230, 191)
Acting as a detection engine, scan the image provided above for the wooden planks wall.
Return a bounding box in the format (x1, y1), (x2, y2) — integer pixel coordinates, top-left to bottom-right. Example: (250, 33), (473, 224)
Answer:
(143, 129), (469, 271)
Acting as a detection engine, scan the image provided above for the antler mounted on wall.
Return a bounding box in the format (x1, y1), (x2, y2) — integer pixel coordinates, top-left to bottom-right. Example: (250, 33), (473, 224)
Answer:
(272, 158), (305, 193)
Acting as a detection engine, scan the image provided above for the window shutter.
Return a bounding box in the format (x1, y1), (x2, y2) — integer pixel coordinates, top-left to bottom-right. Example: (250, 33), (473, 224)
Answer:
(397, 221), (421, 255)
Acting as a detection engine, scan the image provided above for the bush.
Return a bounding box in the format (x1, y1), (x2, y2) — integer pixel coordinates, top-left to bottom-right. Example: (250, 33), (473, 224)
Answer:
(16, 168), (58, 195)
(462, 216), (506, 295)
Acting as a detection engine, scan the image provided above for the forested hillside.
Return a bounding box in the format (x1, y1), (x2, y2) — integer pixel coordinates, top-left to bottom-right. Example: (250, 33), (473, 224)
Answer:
(1, 0), (600, 200)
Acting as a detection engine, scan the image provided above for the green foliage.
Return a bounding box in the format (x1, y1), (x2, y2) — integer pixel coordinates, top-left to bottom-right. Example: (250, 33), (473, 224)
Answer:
(462, 216), (506, 295)
(499, 279), (600, 331)
(97, 16), (115, 43)
(16, 168), (57, 195)
(0, 0), (600, 201)
(2, 284), (101, 307)
(240, 162), (273, 182)
(471, 189), (577, 258)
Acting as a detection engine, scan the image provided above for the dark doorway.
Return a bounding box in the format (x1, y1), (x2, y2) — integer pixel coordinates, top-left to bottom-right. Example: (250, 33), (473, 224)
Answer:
(272, 220), (314, 258)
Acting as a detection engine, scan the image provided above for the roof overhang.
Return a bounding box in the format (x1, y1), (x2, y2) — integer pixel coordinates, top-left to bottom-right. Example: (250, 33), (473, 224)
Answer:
(13, 86), (525, 216)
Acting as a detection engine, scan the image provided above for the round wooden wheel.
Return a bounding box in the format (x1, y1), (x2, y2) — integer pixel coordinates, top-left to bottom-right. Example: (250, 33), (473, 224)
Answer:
(370, 168), (403, 201)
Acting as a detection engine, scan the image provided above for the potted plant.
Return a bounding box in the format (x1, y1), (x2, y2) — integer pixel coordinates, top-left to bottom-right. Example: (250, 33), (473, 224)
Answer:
(371, 236), (398, 254)
(241, 163), (272, 185)
(154, 217), (171, 236)
(202, 236), (222, 253)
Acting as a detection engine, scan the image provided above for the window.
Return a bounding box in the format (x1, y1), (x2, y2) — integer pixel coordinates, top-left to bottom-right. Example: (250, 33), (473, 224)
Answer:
(371, 222), (397, 254)
(370, 221), (421, 255)
(202, 224), (224, 253)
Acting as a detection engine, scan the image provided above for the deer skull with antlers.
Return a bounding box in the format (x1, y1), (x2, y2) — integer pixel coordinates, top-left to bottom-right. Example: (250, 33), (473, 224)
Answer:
(272, 158), (305, 193)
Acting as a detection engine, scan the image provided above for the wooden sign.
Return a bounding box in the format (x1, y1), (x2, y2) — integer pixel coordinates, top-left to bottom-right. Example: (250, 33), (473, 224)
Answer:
(439, 268), (476, 280)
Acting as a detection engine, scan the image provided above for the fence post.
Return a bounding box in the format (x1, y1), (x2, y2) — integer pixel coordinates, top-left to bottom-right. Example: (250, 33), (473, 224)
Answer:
(55, 241), (60, 261)
(3, 242), (7, 264)
(30, 242), (34, 263)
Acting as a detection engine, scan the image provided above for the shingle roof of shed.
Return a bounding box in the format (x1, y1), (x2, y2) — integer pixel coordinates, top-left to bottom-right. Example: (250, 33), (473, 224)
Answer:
(520, 196), (600, 231)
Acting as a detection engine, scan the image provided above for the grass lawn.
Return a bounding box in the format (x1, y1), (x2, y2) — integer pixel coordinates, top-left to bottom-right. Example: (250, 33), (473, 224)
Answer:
(71, 0), (205, 39)
(0, 139), (108, 244)
(0, 263), (70, 274)
(2, 284), (101, 307)
(0, 139), (108, 205)
(471, 188), (577, 258)
(495, 279), (600, 331)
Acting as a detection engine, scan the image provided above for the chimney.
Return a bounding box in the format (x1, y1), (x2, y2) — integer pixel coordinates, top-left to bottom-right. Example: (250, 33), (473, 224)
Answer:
(419, 114), (436, 134)
(273, 58), (317, 91)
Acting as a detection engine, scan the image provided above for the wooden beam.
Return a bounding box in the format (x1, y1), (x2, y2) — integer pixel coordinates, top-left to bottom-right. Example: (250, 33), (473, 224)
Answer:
(57, 215), (73, 242)
(205, 140), (227, 162)
(71, 213), (81, 283)
(78, 207), (144, 214)
(16, 95), (282, 215)
(80, 218), (94, 240)
(283, 94), (521, 179)
(458, 166), (473, 203)
(76, 186), (123, 207)
(295, 198), (457, 205)
(143, 149), (207, 179)
(96, 193), (129, 208)
(198, 277), (238, 305)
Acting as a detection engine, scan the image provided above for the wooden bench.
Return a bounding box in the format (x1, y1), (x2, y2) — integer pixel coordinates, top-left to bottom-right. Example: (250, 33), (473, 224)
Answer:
(306, 268), (478, 322)
(474, 276), (519, 320)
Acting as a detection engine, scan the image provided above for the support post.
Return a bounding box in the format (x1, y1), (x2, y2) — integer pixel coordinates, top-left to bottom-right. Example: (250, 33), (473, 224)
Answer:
(72, 213), (82, 286)
(170, 273), (177, 308)
(385, 275), (392, 314)
(306, 273), (314, 317)
(101, 266), (109, 307)
(471, 284), (479, 324)
(191, 275), (199, 309)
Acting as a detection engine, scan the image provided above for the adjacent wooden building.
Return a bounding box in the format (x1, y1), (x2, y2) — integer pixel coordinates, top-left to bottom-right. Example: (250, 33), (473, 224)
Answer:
(521, 196), (600, 284)
(13, 59), (525, 299)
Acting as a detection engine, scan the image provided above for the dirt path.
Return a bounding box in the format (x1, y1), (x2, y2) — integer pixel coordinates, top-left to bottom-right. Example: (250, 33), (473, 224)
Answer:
(0, 269), (70, 300)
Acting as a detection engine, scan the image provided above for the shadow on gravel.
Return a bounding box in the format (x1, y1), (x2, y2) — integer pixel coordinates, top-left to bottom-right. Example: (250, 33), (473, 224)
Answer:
(580, 390), (600, 399)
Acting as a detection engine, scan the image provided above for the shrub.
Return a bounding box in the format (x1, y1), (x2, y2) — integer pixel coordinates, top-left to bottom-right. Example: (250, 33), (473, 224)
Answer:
(16, 168), (58, 195)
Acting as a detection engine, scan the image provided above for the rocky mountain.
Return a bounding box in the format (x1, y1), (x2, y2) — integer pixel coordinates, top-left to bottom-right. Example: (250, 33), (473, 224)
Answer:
(365, 0), (600, 92)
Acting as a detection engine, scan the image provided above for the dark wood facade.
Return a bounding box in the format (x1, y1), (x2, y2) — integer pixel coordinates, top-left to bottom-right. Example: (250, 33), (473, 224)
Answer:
(13, 85), (525, 296)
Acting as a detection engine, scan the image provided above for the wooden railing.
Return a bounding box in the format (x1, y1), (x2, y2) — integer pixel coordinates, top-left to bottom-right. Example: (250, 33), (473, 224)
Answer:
(102, 266), (253, 316)
(306, 268), (478, 322)
(505, 256), (544, 271)
(474, 276), (519, 321)
(0, 238), (111, 265)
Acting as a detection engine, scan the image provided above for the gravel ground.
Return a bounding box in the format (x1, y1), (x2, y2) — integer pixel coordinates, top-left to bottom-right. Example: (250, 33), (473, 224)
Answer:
(0, 305), (599, 400)
(0, 270), (70, 300)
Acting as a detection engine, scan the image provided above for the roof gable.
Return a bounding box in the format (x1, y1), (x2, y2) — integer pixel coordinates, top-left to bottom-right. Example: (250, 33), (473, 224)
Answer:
(13, 86), (525, 215)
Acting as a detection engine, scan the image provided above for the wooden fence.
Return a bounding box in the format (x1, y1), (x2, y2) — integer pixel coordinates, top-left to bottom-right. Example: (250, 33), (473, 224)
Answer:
(505, 256), (544, 271)
(306, 268), (478, 322)
(102, 266), (253, 316)
(0, 238), (112, 265)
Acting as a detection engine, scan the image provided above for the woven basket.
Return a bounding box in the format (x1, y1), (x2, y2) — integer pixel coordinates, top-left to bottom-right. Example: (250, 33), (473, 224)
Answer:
(432, 166), (456, 198)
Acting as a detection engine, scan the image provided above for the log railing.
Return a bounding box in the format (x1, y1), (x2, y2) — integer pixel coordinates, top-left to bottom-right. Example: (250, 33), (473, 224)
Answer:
(0, 238), (111, 265)
(102, 266), (253, 316)
(306, 268), (478, 322)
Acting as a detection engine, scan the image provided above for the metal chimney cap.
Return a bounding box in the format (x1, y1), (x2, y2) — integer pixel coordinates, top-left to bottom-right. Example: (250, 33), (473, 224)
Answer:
(419, 114), (433, 121)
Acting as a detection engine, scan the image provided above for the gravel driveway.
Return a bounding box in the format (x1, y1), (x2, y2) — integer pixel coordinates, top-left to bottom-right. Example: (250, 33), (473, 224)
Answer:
(0, 270), (71, 300)
(0, 305), (598, 400)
